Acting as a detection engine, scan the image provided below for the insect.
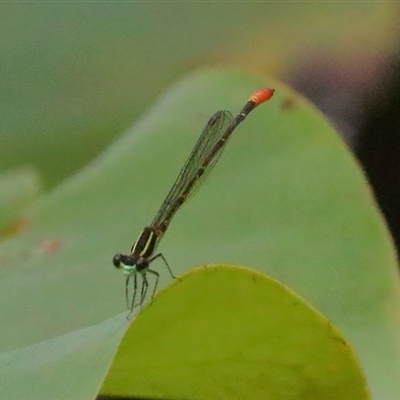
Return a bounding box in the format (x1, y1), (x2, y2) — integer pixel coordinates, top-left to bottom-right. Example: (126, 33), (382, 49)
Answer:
(113, 88), (275, 313)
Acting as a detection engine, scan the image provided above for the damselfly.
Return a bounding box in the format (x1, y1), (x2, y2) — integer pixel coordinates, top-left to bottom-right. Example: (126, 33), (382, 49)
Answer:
(113, 88), (274, 312)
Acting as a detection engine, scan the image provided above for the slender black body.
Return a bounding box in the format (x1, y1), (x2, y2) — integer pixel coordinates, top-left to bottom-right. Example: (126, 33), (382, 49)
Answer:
(113, 88), (274, 312)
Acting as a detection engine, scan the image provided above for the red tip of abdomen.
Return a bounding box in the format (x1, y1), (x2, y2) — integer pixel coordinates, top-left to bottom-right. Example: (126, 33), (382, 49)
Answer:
(249, 88), (275, 105)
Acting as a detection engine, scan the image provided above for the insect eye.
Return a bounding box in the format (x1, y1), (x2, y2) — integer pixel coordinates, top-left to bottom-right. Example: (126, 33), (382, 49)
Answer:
(113, 254), (123, 268)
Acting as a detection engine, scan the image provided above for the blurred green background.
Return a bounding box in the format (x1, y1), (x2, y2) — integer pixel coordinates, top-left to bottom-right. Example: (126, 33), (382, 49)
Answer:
(0, 3), (397, 188)
(1, 4), (400, 400)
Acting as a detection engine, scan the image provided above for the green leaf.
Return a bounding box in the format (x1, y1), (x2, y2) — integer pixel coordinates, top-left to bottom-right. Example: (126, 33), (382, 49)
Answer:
(0, 314), (127, 400)
(101, 265), (370, 400)
(0, 68), (399, 399)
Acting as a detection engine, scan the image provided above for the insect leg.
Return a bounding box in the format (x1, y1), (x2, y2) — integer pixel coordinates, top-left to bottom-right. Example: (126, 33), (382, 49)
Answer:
(147, 269), (160, 304)
(140, 273), (148, 308)
(125, 274), (131, 309)
(148, 253), (180, 280)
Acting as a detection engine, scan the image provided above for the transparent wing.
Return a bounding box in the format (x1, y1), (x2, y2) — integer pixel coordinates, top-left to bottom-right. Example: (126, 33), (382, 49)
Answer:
(150, 110), (233, 231)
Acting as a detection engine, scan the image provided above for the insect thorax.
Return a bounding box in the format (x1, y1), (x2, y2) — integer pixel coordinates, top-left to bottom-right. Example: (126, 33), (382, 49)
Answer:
(131, 226), (159, 259)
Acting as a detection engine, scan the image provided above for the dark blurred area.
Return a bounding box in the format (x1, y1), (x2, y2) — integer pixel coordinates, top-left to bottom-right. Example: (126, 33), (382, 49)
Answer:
(289, 50), (400, 258)
(356, 54), (400, 254)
